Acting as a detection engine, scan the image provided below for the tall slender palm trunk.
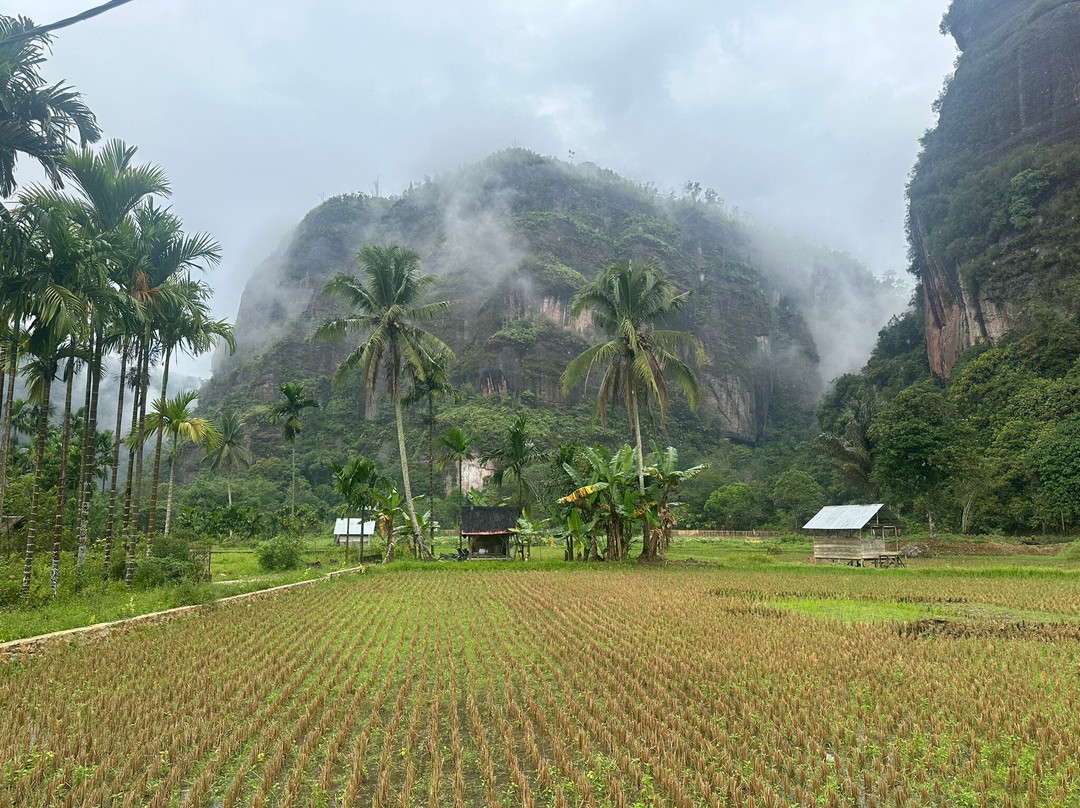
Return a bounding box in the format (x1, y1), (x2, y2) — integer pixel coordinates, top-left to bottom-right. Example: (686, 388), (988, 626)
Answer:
(0, 321), (20, 519)
(428, 396), (435, 548)
(631, 389), (657, 561)
(132, 339), (151, 557)
(123, 345), (145, 589)
(21, 376), (52, 596)
(147, 346), (171, 537)
(457, 461), (464, 551)
(50, 366), (75, 594)
(74, 343), (94, 520)
(291, 442), (297, 517)
(631, 390), (646, 496)
(121, 351), (141, 535)
(103, 348), (127, 581)
(388, 398), (430, 562)
(76, 336), (102, 580)
(163, 444), (177, 540)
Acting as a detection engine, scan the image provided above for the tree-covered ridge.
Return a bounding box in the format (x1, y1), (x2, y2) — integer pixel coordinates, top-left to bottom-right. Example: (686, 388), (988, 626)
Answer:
(819, 302), (1080, 534)
(213, 149), (897, 447)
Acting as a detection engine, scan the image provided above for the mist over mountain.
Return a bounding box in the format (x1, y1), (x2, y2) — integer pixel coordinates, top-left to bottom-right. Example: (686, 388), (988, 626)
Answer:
(207, 149), (902, 446)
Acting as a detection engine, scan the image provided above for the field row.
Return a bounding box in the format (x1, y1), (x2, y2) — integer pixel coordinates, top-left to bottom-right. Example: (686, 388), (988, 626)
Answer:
(1, 566), (1078, 807)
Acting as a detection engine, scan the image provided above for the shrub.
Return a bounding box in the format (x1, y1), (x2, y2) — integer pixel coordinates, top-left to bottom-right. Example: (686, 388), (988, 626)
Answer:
(132, 556), (200, 588)
(256, 536), (304, 571)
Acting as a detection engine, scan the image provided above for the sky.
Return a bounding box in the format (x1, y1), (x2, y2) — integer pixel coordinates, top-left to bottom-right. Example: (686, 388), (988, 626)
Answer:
(24, 0), (958, 379)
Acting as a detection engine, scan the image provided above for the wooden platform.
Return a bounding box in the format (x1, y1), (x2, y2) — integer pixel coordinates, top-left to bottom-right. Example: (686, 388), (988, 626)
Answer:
(813, 538), (905, 567)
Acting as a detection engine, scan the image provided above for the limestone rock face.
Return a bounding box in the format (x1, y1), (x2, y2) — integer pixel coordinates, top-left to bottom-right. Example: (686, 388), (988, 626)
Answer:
(208, 150), (898, 447)
(912, 0), (1080, 375)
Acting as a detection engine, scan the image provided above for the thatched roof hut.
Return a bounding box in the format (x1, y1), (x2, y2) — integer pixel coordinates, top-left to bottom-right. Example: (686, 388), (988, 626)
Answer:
(460, 506), (518, 558)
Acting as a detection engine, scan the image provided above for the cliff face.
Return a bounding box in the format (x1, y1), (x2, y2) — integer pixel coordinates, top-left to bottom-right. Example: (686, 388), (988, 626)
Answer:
(910, 0), (1080, 375)
(208, 150), (898, 445)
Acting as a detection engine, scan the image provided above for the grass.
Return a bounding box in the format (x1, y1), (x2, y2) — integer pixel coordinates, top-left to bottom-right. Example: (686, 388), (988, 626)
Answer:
(0, 536), (356, 643)
(773, 597), (934, 622)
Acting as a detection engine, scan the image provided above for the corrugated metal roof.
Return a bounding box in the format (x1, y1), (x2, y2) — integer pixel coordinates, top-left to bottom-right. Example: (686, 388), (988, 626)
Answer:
(803, 504), (885, 531)
(333, 518), (377, 535)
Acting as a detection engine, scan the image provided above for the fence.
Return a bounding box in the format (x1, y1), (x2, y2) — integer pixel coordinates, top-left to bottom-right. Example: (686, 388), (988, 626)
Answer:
(672, 530), (783, 540)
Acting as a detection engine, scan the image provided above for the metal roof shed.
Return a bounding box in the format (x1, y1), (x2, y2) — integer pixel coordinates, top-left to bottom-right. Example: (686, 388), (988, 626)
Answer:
(803, 504), (904, 567)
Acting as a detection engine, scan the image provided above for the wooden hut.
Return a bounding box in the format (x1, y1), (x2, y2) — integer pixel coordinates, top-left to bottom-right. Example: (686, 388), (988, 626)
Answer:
(803, 504), (903, 567)
(460, 506), (519, 558)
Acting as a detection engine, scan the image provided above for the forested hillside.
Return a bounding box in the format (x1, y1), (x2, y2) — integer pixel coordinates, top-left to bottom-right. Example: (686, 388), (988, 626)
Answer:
(820, 0), (1080, 534)
(189, 150), (901, 530)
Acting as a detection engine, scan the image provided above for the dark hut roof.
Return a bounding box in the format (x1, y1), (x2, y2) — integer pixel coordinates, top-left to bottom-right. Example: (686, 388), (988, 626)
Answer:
(461, 506), (519, 535)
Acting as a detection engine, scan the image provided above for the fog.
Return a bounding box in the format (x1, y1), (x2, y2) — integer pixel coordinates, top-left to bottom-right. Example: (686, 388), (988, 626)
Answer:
(25, 0), (957, 379)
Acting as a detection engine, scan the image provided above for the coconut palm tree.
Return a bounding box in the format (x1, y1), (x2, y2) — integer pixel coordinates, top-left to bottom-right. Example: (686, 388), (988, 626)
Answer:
(561, 258), (704, 496)
(203, 411), (252, 509)
(0, 14), (100, 196)
(314, 244), (456, 562)
(143, 390), (219, 543)
(269, 382), (319, 516)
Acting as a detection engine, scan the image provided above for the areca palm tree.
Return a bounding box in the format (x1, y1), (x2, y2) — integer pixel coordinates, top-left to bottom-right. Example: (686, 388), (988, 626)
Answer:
(19, 328), (64, 596)
(437, 425), (478, 553)
(561, 258), (705, 496)
(403, 356), (456, 549)
(145, 273), (229, 541)
(50, 352), (83, 593)
(0, 14), (100, 196)
(143, 390), (219, 544)
(203, 411), (252, 509)
(269, 382), (319, 516)
(40, 140), (169, 573)
(330, 456), (382, 560)
(484, 413), (545, 515)
(314, 244), (456, 562)
(437, 426), (478, 503)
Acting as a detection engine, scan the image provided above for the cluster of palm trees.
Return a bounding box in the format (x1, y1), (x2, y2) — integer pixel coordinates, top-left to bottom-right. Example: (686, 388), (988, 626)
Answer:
(317, 241), (707, 562)
(1, 16), (235, 594)
(0, 140), (234, 595)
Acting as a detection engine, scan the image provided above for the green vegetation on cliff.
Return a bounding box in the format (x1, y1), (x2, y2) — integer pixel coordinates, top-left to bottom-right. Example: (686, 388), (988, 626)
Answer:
(193, 150), (898, 535)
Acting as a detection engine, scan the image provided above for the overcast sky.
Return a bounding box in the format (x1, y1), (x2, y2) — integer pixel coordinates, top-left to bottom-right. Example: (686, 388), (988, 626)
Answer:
(25, 0), (957, 378)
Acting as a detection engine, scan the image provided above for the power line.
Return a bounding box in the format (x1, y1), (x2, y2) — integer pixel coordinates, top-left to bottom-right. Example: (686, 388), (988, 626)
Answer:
(0, 0), (139, 46)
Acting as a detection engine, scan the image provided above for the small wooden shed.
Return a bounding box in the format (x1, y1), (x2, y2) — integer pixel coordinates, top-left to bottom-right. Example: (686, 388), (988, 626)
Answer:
(803, 504), (903, 567)
(460, 506), (519, 558)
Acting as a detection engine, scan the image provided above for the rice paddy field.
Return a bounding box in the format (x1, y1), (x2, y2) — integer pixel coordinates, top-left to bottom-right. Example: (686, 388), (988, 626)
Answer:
(2, 562), (1080, 808)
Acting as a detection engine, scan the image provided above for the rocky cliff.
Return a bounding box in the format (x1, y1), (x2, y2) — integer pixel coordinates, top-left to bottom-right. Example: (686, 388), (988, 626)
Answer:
(910, 0), (1080, 375)
(207, 150), (900, 448)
